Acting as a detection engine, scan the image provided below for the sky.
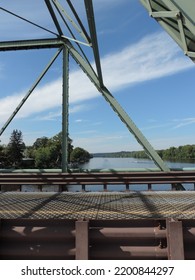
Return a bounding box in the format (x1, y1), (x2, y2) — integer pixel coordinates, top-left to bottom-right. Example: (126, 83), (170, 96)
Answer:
(0, 0), (195, 153)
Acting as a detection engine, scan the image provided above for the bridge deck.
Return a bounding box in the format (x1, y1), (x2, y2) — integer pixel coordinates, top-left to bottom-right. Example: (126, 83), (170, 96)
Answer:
(1, 191), (195, 220)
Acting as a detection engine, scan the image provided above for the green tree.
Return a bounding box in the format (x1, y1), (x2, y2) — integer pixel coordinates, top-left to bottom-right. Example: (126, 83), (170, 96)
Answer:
(70, 147), (90, 163)
(7, 129), (25, 167)
(34, 147), (52, 169)
(49, 132), (73, 164)
(33, 137), (49, 149)
(32, 132), (74, 168)
(0, 144), (9, 168)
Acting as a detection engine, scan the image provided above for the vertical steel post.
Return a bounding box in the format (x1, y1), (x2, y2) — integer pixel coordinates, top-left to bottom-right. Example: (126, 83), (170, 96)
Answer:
(125, 184), (130, 192)
(62, 47), (69, 172)
(166, 218), (184, 260)
(75, 220), (89, 260)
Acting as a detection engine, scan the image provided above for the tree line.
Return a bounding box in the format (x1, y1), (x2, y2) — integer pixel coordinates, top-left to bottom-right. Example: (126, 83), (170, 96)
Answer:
(0, 129), (91, 169)
(1, 129), (194, 169)
(93, 145), (195, 161)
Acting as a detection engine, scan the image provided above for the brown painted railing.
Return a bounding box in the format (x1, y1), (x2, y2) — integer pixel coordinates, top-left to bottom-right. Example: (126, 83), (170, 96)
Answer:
(0, 171), (195, 191)
(0, 218), (194, 260)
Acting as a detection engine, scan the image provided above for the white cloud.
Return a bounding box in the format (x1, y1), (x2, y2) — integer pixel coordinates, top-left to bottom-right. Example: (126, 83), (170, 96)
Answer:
(75, 119), (83, 123)
(173, 118), (195, 129)
(69, 104), (88, 114)
(102, 32), (193, 90)
(0, 32), (193, 126)
(34, 110), (61, 121)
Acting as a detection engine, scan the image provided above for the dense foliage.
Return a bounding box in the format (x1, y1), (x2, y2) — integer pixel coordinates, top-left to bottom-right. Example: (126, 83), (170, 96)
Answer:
(0, 129), (25, 168)
(30, 132), (74, 168)
(0, 130), (91, 169)
(70, 147), (91, 163)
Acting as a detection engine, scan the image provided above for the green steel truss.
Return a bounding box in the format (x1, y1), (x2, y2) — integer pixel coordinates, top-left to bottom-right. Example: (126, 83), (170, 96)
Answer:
(140, 0), (195, 62)
(0, 0), (193, 175)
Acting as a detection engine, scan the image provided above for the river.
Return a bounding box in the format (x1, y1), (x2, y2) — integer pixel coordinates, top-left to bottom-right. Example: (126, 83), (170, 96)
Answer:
(80, 157), (195, 171)
(67, 157), (195, 192)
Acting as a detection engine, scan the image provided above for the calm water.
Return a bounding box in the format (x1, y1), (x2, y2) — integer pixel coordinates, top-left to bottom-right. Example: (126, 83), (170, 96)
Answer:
(80, 157), (195, 170)
(69, 157), (195, 192)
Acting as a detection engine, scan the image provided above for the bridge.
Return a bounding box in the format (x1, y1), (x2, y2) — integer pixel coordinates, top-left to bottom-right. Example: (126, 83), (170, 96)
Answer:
(0, 0), (195, 260)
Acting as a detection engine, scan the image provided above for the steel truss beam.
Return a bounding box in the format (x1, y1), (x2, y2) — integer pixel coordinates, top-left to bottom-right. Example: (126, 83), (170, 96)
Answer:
(84, 0), (104, 86)
(0, 1), (179, 176)
(64, 40), (170, 172)
(52, 0), (91, 44)
(0, 38), (63, 51)
(44, 0), (63, 36)
(62, 47), (69, 172)
(0, 48), (63, 137)
(140, 0), (195, 62)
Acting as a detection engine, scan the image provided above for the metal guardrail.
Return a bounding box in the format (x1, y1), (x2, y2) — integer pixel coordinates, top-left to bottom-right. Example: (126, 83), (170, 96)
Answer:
(0, 218), (193, 260)
(0, 171), (195, 191)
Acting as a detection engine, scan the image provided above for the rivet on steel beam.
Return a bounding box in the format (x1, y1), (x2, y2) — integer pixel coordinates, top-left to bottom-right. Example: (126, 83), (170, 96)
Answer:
(176, 12), (181, 19)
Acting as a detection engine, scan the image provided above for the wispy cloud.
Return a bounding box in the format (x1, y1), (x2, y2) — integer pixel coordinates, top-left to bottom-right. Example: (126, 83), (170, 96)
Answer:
(102, 32), (193, 90)
(141, 117), (195, 132)
(75, 119), (84, 123)
(141, 122), (173, 131)
(34, 110), (61, 121)
(173, 118), (195, 129)
(34, 104), (90, 122)
(0, 32), (193, 126)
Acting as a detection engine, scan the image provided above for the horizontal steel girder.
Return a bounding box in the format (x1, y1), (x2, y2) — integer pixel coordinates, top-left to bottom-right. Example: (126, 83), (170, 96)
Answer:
(0, 38), (64, 51)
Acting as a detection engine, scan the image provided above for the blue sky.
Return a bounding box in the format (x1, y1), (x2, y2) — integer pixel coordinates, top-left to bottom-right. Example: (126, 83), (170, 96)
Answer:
(0, 0), (195, 153)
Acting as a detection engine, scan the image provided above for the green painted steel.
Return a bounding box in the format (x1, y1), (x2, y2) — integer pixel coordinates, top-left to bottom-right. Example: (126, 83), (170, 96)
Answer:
(0, 38), (63, 51)
(84, 0), (104, 87)
(0, 49), (62, 137)
(140, 0), (195, 62)
(2, 1), (189, 176)
(171, 0), (195, 23)
(52, 0), (90, 44)
(62, 47), (69, 172)
(65, 39), (170, 172)
(44, 0), (63, 35)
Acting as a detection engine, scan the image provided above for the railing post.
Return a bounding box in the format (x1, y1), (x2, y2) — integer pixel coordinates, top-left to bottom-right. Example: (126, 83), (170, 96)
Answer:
(125, 184), (130, 192)
(171, 184), (176, 191)
(38, 185), (43, 192)
(82, 184), (86, 192)
(166, 218), (184, 260)
(75, 220), (89, 260)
